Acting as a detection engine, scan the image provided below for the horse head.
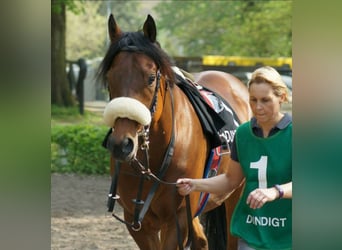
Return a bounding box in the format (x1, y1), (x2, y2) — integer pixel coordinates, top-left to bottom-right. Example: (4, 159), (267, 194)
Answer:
(98, 14), (175, 162)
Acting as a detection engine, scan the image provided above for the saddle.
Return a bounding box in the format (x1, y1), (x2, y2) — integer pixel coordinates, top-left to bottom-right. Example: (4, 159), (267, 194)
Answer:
(174, 68), (241, 216)
(174, 68), (240, 150)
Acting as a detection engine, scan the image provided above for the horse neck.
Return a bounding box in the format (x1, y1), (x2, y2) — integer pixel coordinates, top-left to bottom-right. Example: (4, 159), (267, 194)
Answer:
(146, 77), (209, 178)
(151, 79), (204, 143)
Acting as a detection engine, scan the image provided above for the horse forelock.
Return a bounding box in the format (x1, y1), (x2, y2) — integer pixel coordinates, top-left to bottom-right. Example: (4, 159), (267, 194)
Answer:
(97, 31), (175, 87)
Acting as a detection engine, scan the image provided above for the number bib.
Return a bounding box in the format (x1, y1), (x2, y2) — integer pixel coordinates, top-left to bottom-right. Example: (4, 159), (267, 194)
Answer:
(231, 122), (292, 250)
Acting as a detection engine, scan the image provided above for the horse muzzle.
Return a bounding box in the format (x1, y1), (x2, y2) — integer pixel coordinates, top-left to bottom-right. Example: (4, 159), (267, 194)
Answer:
(103, 97), (152, 161)
(106, 133), (136, 161)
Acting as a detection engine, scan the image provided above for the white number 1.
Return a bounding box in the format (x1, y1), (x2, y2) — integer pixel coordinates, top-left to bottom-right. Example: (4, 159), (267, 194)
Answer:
(250, 156), (268, 188)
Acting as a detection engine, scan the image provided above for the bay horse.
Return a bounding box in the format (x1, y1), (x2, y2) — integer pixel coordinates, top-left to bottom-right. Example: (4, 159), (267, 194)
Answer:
(97, 14), (251, 250)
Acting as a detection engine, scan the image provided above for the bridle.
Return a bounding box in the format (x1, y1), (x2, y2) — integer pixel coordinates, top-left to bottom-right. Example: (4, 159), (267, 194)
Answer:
(105, 42), (193, 249)
(106, 64), (176, 223)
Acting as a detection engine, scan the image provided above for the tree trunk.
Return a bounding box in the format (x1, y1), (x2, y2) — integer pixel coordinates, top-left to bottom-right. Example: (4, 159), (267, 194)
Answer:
(51, 1), (74, 106)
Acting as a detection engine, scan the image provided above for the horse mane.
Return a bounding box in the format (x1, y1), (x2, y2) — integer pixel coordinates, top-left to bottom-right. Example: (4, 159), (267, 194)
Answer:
(97, 30), (176, 87)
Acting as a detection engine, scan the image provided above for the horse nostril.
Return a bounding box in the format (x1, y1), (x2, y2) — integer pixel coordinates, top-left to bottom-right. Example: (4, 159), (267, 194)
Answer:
(121, 137), (134, 154)
(107, 136), (134, 160)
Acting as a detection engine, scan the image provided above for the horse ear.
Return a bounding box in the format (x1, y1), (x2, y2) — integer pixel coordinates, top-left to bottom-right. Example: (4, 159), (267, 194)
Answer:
(108, 14), (122, 43)
(143, 14), (157, 43)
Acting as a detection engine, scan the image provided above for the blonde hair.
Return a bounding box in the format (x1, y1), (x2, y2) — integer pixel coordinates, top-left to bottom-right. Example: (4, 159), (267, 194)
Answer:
(248, 66), (290, 103)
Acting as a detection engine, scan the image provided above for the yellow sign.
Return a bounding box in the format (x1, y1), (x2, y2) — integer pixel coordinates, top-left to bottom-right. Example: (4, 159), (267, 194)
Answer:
(202, 56), (292, 69)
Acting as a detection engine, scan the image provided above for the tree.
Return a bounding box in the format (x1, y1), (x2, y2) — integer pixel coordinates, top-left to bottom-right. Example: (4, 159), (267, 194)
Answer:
(51, 0), (83, 106)
(66, 1), (142, 60)
(227, 1), (292, 57)
(66, 1), (105, 60)
(52, 0), (143, 107)
(154, 0), (292, 57)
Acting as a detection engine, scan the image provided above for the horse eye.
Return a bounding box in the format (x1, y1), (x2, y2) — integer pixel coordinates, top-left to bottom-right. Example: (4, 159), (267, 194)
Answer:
(148, 75), (156, 85)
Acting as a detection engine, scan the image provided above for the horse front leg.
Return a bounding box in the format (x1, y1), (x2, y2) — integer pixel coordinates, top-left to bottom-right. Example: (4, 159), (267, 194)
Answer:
(124, 211), (161, 250)
(160, 209), (208, 250)
(127, 227), (160, 250)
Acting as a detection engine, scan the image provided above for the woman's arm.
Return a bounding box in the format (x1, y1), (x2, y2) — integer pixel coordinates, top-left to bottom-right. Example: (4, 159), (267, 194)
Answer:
(279, 181), (292, 199)
(246, 181), (292, 209)
(176, 159), (245, 196)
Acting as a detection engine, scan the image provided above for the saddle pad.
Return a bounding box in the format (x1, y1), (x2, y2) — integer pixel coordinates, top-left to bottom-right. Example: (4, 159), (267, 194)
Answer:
(174, 69), (241, 216)
(175, 72), (240, 150)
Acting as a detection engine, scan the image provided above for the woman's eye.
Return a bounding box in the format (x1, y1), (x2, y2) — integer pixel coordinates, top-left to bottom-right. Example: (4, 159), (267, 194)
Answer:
(148, 75), (156, 85)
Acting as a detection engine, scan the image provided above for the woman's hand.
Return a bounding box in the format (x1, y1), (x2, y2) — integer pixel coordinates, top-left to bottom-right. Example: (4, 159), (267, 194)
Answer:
(176, 178), (194, 196)
(246, 187), (278, 209)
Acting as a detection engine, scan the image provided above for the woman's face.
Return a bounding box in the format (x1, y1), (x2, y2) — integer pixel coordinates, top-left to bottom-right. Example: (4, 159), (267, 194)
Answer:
(249, 82), (284, 125)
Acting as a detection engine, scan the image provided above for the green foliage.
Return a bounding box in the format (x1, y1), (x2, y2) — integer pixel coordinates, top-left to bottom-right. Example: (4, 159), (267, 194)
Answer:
(232, 1), (292, 57)
(66, 1), (142, 60)
(51, 104), (81, 116)
(97, 1), (143, 31)
(64, 0), (291, 61)
(66, 1), (106, 60)
(154, 0), (292, 57)
(52, 0), (85, 15)
(51, 105), (109, 175)
(51, 124), (110, 174)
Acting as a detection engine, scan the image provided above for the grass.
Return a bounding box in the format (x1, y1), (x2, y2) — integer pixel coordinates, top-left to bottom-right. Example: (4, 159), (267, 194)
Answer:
(51, 105), (104, 126)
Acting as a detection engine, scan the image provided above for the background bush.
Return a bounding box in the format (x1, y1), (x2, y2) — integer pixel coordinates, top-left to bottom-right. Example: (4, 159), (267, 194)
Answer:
(51, 124), (110, 174)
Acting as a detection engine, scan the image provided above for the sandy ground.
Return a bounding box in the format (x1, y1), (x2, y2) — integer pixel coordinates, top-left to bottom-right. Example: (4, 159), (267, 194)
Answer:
(51, 173), (139, 250)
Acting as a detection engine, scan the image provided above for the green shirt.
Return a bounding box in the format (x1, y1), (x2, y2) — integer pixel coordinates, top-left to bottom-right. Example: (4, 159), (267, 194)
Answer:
(231, 121), (292, 250)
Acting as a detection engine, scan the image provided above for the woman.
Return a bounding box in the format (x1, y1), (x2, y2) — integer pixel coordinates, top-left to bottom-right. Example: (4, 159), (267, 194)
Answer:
(177, 66), (292, 250)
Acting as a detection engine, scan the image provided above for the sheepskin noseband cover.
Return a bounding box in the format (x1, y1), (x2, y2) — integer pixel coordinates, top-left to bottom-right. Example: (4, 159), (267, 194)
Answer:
(103, 97), (151, 127)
